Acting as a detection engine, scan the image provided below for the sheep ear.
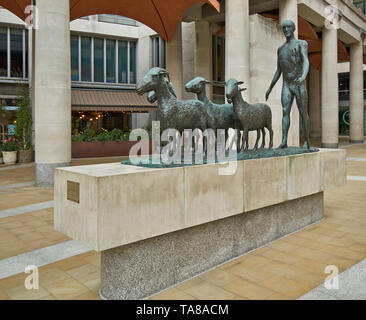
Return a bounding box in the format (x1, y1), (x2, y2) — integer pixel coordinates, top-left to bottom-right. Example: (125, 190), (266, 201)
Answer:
(240, 88), (247, 92)
(204, 80), (211, 85)
(237, 81), (245, 85)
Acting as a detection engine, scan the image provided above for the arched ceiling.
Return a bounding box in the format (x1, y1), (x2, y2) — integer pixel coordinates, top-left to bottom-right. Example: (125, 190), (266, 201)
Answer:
(0, 0), (220, 41)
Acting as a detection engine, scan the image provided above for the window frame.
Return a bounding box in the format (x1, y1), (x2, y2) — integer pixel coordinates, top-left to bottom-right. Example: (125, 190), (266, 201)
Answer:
(151, 36), (166, 69)
(0, 26), (28, 81)
(71, 33), (137, 86)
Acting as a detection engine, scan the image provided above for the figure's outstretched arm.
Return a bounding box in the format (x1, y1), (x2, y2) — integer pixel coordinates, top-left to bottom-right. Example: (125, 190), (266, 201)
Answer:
(266, 53), (282, 101)
(297, 41), (309, 83)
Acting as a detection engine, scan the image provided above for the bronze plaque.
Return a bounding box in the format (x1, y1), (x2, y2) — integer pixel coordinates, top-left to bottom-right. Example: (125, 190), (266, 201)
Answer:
(67, 181), (80, 203)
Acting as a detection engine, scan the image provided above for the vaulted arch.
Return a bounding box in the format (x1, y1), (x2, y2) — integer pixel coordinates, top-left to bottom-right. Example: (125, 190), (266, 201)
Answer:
(0, 0), (220, 41)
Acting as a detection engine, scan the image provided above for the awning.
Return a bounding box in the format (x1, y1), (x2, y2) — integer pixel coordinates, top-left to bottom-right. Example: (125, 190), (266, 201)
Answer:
(71, 89), (157, 112)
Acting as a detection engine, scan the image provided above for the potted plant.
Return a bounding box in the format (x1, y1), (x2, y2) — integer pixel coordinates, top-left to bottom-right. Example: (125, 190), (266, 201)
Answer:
(15, 85), (33, 163)
(2, 137), (18, 164)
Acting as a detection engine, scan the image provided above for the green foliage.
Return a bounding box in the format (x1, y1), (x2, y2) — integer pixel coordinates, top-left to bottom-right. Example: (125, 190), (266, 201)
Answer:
(72, 129), (96, 142)
(72, 128), (132, 142)
(110, 128), (123, 142)
(2, 137), (18, 151)
(96, 129), (111, 142)
(15, 85), (32, 150)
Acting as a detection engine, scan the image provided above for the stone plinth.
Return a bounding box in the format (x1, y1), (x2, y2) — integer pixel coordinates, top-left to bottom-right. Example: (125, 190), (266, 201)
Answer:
(54, 149), (346, 300)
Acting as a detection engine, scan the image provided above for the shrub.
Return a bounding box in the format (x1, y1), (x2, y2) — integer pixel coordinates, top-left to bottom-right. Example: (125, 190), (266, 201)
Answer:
(15, 85), (32, 150)
(72, 129), (95, 142)
(96, 129), (111, 142)
(110, 128), (123, 142)
(2, 137), (18, 151)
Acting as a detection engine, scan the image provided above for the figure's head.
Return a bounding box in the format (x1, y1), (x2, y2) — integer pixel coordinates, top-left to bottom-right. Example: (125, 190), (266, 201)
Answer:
(282, 20), (296, 38)
(226, 79), (246, 100)
(185, 77), (209, 94)
(136, 67), (170, 95)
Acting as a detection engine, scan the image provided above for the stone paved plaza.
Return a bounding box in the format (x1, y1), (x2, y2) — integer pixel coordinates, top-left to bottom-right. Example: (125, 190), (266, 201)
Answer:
(0, 138), (365, 300)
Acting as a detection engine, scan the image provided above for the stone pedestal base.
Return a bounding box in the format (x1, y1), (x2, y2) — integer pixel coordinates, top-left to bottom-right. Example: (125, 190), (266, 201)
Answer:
(100, 192), (323, 300)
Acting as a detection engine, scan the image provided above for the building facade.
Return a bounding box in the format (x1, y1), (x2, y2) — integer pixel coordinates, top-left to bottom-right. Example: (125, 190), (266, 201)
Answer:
(0, 7), (162, 144)
(0, 0), (365, 187)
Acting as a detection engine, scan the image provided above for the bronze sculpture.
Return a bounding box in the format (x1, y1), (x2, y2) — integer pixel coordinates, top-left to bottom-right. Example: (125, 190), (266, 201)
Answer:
(136, 67), (208, 135)
(266, 19), (310, 149)
(184, 77), (242, 151)
(226, 79), (273, 151)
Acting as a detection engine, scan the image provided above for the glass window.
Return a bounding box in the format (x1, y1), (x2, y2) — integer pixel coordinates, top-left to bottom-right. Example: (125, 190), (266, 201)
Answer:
(94, 38), (104, 82)
(98, 14), (136, 26)
(10, 28), (23, 78)
(81, 37), (91, 82)
(71, 35), (79, 81)
(129, 41), (136, 84)
(0, 27), (7, 77)
(118, 41), (128, 83)
(151, 37), (166, 68)
(106, 39), (116, 83)
(152, 37), (159, 67)
(354, 1), (366, 14)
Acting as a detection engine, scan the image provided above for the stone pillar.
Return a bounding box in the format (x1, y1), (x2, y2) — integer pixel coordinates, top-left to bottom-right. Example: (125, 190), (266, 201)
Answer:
(349, 40), (364, 143)
(166, 22), (183, 99)
(279, 0), (298, 37)
(225, 0), (250, 100)
(34, 0), (71, 187)
(195, 20), (212, 100)
(321, 27), (339, 148)
(309, 65), (321, 138)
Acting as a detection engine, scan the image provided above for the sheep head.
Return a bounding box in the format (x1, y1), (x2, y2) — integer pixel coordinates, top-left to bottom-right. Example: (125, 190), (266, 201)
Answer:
(185, 77), (210, 94)
(137, 67), (170, 95)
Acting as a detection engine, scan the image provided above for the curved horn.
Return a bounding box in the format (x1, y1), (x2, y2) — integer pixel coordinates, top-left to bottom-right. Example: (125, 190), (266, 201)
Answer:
(239, 88), (247, 92)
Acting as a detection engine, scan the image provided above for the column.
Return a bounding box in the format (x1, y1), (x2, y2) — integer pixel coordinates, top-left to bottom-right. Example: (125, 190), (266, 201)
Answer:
(309, 65), (321, 138)
(225, 0), (250, 100)
(195, 20), (212, 99)
(34, 0), (71, 187)
(166, 22), (184, 99)
(279, 0), (298, 37)
(349, 40), (364, 143)
(321, 27), (339, 148)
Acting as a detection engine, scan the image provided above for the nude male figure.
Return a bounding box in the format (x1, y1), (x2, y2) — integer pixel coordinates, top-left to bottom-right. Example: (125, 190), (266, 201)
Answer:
(266, 20), (310, 149)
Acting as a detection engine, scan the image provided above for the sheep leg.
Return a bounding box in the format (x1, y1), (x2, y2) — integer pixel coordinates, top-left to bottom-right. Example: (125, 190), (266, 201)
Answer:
(253, 130), (260, 151)
(237, 130), (242, 154)
(243, 128), (249, 151)
(261, 128), (266, 149)
(268, 124), (274, 150)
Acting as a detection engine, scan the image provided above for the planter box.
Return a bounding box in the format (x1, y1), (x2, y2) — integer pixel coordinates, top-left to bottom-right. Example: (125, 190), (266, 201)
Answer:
(18, 149), (33, 163)
(2, 151), (17, 165)
(72, 140), (152, 158)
